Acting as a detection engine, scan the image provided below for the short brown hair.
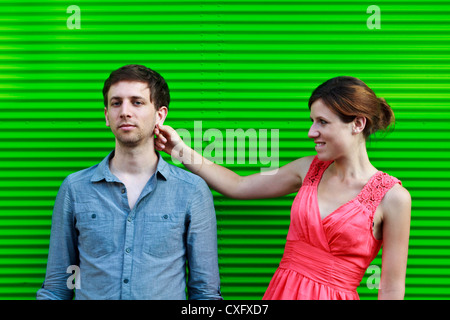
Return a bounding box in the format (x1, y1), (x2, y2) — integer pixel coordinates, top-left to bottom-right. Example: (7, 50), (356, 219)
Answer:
(308, 76), (394, 139)
(102, 64), (170, 110)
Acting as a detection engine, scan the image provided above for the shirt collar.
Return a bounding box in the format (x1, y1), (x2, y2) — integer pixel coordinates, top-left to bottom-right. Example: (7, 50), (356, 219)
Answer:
(91, 150), (169, 183)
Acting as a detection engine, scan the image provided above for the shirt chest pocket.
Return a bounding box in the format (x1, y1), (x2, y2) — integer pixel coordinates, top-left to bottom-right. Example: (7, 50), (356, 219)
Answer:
(143, 213), (186, 258)
(74, 202), (115, 259)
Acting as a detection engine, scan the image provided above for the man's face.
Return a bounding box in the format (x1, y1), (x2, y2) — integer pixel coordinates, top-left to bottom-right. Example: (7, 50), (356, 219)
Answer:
(104, 81), (167, 147)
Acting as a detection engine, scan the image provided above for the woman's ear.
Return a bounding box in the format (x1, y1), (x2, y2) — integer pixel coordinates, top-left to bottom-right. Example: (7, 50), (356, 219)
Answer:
(352, 116), (366, 134)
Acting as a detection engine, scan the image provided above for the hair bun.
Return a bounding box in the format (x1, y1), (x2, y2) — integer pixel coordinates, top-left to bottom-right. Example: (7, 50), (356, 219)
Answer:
(376, 97), (395, 133)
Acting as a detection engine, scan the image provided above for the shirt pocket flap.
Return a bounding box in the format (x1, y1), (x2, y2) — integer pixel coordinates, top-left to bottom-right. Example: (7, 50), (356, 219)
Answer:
(74, 202), (111, 222)
(144, 212), (185, 223)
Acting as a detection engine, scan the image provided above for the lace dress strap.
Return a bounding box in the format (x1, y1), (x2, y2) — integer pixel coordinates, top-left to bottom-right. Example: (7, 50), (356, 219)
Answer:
(303, 156), (333, 187)
(357, 171), (402, 216)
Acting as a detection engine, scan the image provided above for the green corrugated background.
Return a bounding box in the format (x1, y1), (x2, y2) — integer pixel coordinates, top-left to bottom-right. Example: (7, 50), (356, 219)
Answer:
(0, 0), (449, 300)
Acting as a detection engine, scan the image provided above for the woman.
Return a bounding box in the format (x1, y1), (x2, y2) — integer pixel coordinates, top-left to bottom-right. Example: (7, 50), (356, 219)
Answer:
(154, 76), (411, 300)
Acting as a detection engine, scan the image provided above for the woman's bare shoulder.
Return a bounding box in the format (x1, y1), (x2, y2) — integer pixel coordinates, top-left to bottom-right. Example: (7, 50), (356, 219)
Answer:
(288, 155), (316, 181)
(381, 183), (412, 221)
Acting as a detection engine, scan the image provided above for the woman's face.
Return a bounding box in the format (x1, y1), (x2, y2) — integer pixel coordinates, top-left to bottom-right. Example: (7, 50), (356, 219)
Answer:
(308, 99), (355, 161)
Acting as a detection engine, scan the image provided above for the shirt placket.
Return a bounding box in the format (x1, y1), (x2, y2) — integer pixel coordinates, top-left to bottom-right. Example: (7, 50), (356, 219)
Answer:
(120, 185), (134, 299)
(118, 178), (156, 299)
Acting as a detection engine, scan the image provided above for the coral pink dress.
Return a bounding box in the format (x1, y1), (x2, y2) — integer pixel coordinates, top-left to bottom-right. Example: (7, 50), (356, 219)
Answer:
(263, 156), (401, 300)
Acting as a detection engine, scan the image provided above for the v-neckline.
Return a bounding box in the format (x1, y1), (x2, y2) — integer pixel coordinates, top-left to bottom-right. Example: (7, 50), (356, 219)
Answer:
(315, 161), (380, 223)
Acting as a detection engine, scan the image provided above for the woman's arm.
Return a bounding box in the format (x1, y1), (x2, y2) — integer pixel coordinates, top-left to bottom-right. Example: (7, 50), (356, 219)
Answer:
(154, 124), (310, 199)
(378, 184), (412, 299)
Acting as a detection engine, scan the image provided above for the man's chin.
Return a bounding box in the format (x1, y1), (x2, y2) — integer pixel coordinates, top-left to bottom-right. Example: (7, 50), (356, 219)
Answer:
(115, 135), (154, 149)
(115, 137), (143, 148)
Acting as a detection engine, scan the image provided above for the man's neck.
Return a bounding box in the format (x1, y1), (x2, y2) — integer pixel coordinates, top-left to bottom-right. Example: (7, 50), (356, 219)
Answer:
(109, 143), (159, 177)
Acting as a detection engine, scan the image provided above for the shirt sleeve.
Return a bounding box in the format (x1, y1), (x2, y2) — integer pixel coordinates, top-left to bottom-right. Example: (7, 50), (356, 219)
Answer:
(185, 178), (222, 300)
(36, 176), (79, 300)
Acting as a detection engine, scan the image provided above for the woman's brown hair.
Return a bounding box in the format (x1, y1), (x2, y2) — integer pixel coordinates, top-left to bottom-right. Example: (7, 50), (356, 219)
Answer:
(308, 76), (394, 139)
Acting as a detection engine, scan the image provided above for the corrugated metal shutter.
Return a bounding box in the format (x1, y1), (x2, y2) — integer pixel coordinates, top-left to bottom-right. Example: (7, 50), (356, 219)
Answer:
(1, 0), (449, 300)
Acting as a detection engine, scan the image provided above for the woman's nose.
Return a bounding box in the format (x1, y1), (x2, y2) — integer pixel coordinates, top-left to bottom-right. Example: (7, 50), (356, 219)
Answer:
(308, 124), (319, 139)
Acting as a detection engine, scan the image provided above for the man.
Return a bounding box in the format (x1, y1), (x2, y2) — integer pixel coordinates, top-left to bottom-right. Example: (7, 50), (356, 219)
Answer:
(36, 64), (222, 300)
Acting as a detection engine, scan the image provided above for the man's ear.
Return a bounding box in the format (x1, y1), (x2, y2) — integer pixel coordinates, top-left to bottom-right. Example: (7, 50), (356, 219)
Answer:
(156, 106), (168, 126)
(352, 116), (366, 134)
(104, 107), (110, 127)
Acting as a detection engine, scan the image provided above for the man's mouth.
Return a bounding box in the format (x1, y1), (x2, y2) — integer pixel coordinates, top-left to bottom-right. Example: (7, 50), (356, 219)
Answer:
(119, 124), (136, 130)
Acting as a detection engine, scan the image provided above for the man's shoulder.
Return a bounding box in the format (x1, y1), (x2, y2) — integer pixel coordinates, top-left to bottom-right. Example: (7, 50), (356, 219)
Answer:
(163, 161), (207, 188)
(64, 163), (100, 185)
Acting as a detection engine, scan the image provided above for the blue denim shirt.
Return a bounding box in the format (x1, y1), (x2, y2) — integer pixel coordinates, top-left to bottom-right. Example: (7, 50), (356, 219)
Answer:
(36, 151), (222, 300)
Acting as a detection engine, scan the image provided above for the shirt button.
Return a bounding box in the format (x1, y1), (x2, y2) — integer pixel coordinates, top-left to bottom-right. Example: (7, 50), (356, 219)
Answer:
(121, 189), (126, 194)
(125, 248), (131, 253)
(163, 215), (168, 219)
(91, 214), (96, 219)
(123, 279), (129, 284)
(127, 217), (132, 222)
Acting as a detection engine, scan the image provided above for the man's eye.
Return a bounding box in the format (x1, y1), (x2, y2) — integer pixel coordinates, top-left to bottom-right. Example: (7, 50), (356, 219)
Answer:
(111, 101), (121, 107)
(320, 120), (327, 125)
(134, 101), (143, 106)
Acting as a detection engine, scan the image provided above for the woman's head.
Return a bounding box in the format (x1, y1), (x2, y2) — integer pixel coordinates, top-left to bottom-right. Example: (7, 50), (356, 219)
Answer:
(308, 76), (394, 139)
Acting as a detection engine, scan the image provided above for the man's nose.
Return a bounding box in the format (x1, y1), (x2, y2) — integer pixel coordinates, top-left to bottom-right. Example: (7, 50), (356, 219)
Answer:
(119, 101), (132, 118)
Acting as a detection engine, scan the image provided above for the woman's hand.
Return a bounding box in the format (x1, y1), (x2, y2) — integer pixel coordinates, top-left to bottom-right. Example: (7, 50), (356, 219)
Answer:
(154, 124), (186, 160)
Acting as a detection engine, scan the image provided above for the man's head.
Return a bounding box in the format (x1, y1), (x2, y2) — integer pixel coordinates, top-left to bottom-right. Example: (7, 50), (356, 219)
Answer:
(103, 65), (169, 148)
(102, 64), (170, 110)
